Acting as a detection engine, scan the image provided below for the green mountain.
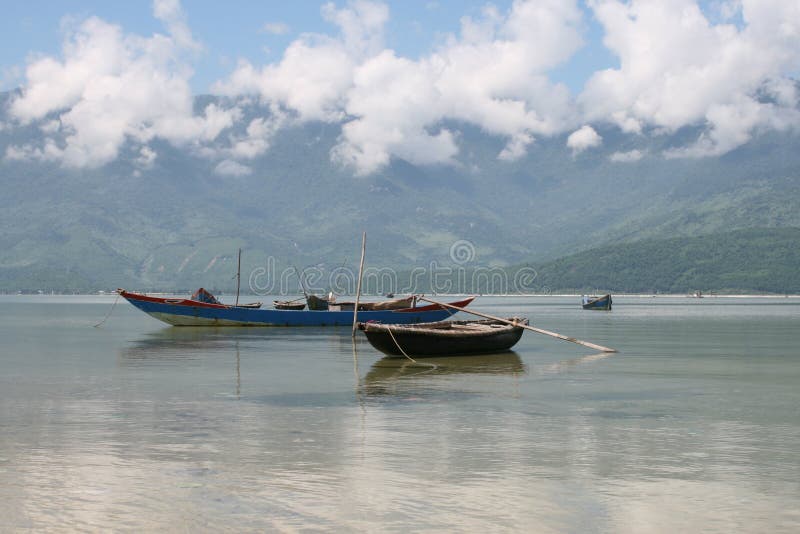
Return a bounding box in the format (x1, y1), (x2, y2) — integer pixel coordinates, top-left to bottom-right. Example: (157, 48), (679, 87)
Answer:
(1, 91), (799, 292)
(526, 228), (800, 294)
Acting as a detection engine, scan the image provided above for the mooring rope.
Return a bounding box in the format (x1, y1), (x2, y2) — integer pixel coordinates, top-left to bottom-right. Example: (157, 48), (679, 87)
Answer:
(93, 292), (120, 328)
(384, 327), (440, 373)
(386, 326), (417, 363)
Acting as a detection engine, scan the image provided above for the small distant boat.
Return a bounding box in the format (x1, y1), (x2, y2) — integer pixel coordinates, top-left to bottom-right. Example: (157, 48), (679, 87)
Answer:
(329, 295), (415, 311)
(582, 294), (612, 310)
(273, 300), (306, 310)
(305, 294), (330, 310)
(236, 302), (264, 309)
(304, 294), (415, 311)
(358, 318), (527, 357)
(193, 288), (262, 309)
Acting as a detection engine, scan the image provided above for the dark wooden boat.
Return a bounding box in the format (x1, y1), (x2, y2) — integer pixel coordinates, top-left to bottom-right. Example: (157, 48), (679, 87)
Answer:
(582, 294), (612, 310)
(358, 318), (527, 357)
(236, 301), (263, 309)
(273, 300), (306, 310)
(306, 294), (330, 310)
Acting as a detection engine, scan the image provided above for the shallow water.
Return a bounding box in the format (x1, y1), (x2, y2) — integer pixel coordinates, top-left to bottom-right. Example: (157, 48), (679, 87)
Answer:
(1, 295), (799, 532)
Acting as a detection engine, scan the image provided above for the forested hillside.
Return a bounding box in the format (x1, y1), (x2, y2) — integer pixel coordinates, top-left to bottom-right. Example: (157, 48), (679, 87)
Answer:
(527, 228), (800, 294)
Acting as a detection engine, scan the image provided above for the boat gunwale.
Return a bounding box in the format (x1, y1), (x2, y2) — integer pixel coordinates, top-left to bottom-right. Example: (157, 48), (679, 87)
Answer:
(358, 317), (528, 338)
(119, 289), (474, 314)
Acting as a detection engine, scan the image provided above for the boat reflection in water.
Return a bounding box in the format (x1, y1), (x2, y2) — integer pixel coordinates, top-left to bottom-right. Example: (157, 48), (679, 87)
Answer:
(118, 328), (529, 401)
(119, 326), (349, 361)
(119, 327), (266, 363)
(360, 351), (525, 397)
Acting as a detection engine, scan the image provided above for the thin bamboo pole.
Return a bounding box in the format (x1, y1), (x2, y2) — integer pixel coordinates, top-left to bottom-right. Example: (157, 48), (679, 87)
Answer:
(235, 248), (242, 307)
(293, 266), (309, 299)
(352, 232), (367, 337)
(417, 296), (618, 353)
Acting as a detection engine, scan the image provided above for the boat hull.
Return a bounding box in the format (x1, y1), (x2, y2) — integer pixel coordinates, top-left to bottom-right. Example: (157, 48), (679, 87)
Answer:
(119, 290), (474, 327)
(359, 318), (526, 357)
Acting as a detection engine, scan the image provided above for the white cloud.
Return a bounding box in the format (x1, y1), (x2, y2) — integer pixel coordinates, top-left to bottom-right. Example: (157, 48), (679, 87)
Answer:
(609, 149), (644, 162)
(215, 0), (584, 174)
(227, 114), (286, 160)
(330, 50), (460, 174)
(580, 0), (800, 158)
(214, 42), (353, 122)
(322, 0), (389, 55)
(567, 125), (602, 154)
(5, 139), (63, 162)
(5, 145), (28, 161)
(333, 0), (584, 173)
(214, 159), (252, 176)
(6, 1), (238, 169)
(40, 120), (61, 134)
(498, 132), (535, 161)
(152, 0), (202, 52)
(262, 22), (290, 35)
(5, 0), (800, 174)
(136, 145), (157, 168)
(213, 1), (388, 123)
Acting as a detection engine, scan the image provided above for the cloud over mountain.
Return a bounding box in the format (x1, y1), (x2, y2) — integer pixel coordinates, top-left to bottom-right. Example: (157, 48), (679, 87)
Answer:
(4, 0), (800, 174)
(567, 125), (602, 155)
(580, 0), (800, 156)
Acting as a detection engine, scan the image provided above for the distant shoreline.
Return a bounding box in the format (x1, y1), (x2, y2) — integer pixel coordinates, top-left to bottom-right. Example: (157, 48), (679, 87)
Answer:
(2, 292), (799, 299)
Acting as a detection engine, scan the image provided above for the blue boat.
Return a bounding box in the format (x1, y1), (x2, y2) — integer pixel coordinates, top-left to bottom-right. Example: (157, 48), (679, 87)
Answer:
(118, 289), (475, 327)
(582, 294), (612, 310)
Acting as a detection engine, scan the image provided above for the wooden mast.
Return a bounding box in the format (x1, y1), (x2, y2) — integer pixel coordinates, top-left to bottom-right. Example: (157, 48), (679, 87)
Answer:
(235, 248), (241, 307)
(352, 232), (367, 337)
(293, 265), (309, 299)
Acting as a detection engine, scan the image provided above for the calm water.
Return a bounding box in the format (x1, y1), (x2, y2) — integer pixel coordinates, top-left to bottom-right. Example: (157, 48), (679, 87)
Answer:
(1, 295), (799, 532)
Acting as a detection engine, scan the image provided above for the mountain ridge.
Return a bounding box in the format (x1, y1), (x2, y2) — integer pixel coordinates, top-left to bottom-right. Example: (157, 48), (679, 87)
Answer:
(1, 91), (799, 291)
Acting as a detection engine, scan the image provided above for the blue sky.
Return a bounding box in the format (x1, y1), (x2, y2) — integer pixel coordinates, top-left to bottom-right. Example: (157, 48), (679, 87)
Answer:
(2, 1), (798, 175)
(0, 0), (616, 94)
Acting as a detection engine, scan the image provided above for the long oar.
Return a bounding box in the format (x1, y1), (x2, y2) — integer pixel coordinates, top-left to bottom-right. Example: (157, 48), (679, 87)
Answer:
(418, 296), (618, 353)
